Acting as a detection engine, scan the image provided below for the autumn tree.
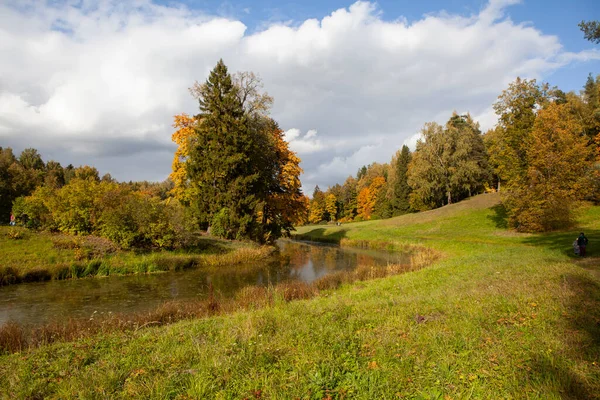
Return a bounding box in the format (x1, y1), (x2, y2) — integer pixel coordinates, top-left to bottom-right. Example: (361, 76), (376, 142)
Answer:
(45, 160), (65, 189)
(408, 114), (488, 211)
(325, 193), (337, 222)
(505, 102), (594, 231)
(356, 176), (386, 220)
(408, 122), (447, 211)
(169, 113), (199, 203)
(257, 119), (306, 238)
(309, 186), (326, 224)
(0, 147), (50, 222)
(486, 78), (549, 187)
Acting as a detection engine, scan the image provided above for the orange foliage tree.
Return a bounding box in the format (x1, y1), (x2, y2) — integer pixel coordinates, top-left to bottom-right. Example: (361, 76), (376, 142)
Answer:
(261, 123), (307, 235)
(356, 176), (385, 220)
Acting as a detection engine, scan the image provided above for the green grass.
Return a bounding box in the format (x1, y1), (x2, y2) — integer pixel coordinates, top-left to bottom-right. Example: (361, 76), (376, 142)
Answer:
(0, 227), (273, 285)
(1, 192), (600, 398)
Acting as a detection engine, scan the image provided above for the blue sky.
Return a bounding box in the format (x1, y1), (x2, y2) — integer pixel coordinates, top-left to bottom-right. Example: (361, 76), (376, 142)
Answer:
(0, 0), (599, 193)
(163, 0), (599, 92)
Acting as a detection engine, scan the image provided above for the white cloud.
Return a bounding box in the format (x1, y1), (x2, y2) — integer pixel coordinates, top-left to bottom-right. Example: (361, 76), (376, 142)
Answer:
(403, 133), (422, 152)
(284, 128), (323, 154)
(0, 0), (596, 187)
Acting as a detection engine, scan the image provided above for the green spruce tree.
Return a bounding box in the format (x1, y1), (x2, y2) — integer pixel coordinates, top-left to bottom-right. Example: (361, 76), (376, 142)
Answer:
(388, 145), (412, 215)
(187, 59), (259, 239)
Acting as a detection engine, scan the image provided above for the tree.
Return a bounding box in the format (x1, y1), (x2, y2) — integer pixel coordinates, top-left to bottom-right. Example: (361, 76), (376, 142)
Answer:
(505, 102), (594, 231)
(339, 176), (358, 221)
(74, 165), (100, 181)
(387, 145), (412, 215)
(10, 148), (45, 198)
(187, 59), (259, 238)
(179, 63), (306, 241)
(0, 147), (17, 221)
(581, 74), (600, 143)
(19, 148), (44, 170)
(579, 20), (600, 44)
(408, 113), (489, 211)
(309, 186), (326, 224)
(169, 113), (199, 203)
(486, 78), (547, 186)
(446, 114), (489, 199)
(408, 122), (448, 211)
(258, 119), (307, 238)
(357, 176), (385, 220)
(325, 193), (337, 222)
(45, 161), (65, 189)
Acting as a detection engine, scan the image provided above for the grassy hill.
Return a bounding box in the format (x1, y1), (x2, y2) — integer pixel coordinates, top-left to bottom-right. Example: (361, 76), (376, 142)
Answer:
(1, 193), (599, 399)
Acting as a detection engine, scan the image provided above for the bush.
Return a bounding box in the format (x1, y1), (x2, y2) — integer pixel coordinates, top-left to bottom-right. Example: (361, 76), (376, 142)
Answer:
(13, 179), (193, 250)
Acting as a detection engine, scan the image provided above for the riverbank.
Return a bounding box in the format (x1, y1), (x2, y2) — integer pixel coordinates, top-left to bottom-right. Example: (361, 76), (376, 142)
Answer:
(0, 226), (273, 285)
(1, 193), (600, 398)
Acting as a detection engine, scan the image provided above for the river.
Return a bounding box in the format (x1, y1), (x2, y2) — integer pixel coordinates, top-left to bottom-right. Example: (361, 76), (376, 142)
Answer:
(0, 240), (409, 327)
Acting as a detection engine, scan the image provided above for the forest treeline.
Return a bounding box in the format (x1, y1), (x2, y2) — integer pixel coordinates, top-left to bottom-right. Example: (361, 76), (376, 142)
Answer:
(308, 74), (600, 232)
(2, 61), (599, 244)
(1, 60), (306, 247)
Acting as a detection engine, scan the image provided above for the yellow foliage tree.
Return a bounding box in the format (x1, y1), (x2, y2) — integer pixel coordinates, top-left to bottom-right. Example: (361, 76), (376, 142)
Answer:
(169, 113), (199, 203)
(325, 193), (337, 221)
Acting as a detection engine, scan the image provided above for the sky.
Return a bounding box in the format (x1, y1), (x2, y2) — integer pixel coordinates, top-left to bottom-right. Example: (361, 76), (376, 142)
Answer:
(0, 0), (599, 196)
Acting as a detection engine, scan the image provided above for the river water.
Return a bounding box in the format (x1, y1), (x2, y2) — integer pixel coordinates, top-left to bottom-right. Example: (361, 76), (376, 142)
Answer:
(0, 240), (409, 327)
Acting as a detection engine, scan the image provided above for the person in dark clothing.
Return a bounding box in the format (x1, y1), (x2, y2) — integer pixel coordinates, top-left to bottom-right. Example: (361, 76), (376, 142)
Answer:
(577, 232), (589, 257)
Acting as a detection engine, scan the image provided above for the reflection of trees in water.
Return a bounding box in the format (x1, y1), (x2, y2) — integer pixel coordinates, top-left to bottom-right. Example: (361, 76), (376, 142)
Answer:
(279, 244), (311, 270)
(307, 246), (330, 275)
(203, 260), (297, 296)
(323, 247), (340, 270)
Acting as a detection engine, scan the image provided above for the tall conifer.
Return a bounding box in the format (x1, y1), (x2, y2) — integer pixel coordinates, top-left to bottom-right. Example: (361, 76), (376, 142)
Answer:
(187, 59), (259, 237)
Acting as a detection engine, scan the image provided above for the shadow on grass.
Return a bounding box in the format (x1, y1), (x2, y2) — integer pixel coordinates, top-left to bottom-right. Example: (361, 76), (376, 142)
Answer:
(521, 229), (600, 259)
(528, 273), (600, 399)
(488, 204), (509, 229)
(291, 228), (348, 245)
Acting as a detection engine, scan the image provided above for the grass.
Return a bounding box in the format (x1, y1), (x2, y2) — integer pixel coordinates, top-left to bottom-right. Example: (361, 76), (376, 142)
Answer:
(1, 192), (600, 398)
(0, 227), (274, 285)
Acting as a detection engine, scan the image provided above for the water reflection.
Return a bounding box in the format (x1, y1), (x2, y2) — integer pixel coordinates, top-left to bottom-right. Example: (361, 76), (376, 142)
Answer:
(0, 240), (409, 327)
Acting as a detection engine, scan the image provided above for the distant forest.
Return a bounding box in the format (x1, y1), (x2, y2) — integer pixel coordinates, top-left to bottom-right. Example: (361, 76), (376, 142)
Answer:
(307, 73), (600, 232)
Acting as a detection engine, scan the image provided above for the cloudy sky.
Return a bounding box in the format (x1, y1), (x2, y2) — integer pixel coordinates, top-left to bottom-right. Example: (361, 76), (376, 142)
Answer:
(0, 0), (599, 195)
